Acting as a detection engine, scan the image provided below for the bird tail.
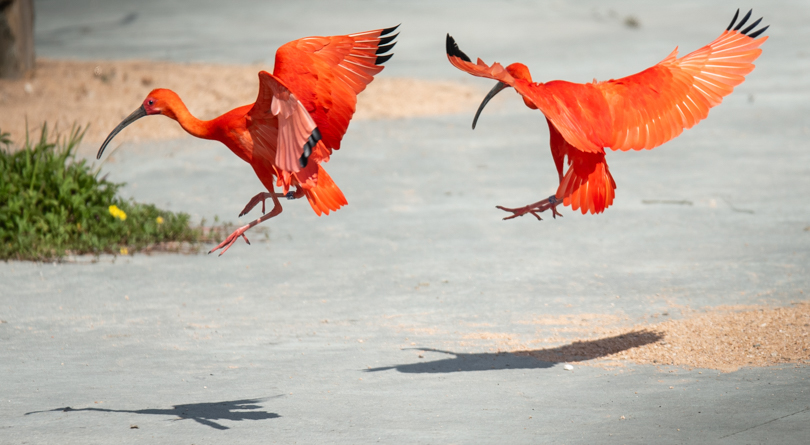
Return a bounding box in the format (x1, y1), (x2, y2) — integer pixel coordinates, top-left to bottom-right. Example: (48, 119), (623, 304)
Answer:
(303, 165), (347, 216)
(557, 151), (616, 214)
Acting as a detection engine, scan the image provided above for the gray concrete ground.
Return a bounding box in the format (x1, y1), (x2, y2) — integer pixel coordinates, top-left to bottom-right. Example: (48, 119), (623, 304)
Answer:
(2, 0), (810, 443)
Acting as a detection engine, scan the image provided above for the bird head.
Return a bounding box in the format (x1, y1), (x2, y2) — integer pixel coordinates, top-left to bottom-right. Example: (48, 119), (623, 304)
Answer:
(96, 89), (179, 159)
(141, 89), (182, 119)
(505, 63), (532, 83)
(473, 63), (535, 129)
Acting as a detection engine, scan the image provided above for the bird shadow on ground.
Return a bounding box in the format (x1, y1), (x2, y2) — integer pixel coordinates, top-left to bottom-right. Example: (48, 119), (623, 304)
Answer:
(25, 397), (280, 430)
(366, 330), (662, 373)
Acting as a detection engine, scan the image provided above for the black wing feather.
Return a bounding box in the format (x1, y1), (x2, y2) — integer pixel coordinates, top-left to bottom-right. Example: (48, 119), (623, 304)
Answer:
(446, 34), (472, 63)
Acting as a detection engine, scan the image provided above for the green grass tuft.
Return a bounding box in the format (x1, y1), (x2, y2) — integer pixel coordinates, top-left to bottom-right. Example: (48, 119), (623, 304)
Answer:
(0, 124), (223, 261)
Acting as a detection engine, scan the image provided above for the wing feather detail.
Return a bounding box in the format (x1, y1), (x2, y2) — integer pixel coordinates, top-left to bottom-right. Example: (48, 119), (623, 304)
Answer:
(272, 26), (398, 157)
(447, 11), (767, 157)
(598, 14), (768, 152)
(247, 71), (319, 173)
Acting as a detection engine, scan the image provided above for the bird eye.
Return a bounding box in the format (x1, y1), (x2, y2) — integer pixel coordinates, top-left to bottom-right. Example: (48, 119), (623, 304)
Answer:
(148, 99), (154, 106)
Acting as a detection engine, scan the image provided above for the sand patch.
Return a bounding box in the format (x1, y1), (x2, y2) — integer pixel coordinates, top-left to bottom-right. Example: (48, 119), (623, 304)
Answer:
(462, 302), (810, 372)
(610, 302), (810, 372)
(0, 59), (485, 145)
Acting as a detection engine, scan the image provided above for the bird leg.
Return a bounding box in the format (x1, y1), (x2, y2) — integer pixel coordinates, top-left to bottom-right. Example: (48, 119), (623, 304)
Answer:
(210, 192), (285, 256)
(496, 195), (564, 221)
(238, 188), (304, 217)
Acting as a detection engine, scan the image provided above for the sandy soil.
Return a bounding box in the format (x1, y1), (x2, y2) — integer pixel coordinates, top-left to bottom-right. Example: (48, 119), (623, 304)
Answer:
(462, 302), (810, 372)
(0, 59), (485, 145)
(608, 302), (810, 372)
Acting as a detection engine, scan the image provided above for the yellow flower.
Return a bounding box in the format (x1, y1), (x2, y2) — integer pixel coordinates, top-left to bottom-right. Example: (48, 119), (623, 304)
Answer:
(156, 216), (164, 225)
(108, 205), (127, 221)
(119, 247), (129, 255)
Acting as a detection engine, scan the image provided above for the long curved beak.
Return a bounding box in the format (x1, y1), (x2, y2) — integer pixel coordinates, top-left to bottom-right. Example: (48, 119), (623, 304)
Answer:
(472, 81), (508, 130)
(97, 105), (147, 159)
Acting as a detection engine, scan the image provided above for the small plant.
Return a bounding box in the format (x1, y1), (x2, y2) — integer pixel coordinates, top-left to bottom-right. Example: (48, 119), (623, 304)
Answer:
(0, 124), (226, 261)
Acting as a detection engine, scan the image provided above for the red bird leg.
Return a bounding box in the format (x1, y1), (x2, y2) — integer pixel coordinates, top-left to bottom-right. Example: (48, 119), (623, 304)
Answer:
(210, 193), (284, 256)
(496, 195), (563, 221)
(286, 188), (307, 200)
(238, 192), (274, 217)
(238, 189), (304, 217)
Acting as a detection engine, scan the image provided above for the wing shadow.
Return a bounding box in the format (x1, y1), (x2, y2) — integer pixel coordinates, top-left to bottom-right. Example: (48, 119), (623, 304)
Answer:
(366, 330), (662, 374)
(25, 397), (280, 430)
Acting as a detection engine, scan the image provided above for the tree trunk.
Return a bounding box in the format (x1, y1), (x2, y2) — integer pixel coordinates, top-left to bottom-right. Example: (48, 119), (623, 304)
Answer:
(0, 0), (34, 79)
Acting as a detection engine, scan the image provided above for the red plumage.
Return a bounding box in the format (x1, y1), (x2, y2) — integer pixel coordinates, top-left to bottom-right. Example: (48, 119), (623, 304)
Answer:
(447, 10), (767, 218)
(97, 26), (399, 255)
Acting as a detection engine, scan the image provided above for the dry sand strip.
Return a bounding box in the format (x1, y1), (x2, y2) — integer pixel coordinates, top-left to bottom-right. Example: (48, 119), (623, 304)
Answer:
(461, 302), (810, 372)
(0, 59), (486, 146)
(611, 302), (810, 372)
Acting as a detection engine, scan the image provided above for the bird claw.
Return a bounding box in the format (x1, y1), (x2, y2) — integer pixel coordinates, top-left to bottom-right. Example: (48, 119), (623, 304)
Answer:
(208, 225), (250, 256)
(238, 192), (272, 217)
(285, 191), (296, 200)
(496, 195), (563, 221)
(496, 205), (540, 221)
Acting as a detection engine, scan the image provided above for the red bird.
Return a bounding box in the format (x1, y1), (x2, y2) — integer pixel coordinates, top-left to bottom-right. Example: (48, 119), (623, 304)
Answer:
(98, 26), (399, 255)
(447, 10), (768, 220)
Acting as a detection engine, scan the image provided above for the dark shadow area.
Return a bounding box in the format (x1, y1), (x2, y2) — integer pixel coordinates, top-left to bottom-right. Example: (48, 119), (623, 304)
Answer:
(366, 330), (662, 373)
(25, 397), (280, 430)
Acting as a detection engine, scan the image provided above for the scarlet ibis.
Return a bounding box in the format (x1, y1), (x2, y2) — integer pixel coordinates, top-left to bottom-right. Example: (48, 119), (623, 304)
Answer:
(97, 26), (399, 255)
(447, 9), (768, 220)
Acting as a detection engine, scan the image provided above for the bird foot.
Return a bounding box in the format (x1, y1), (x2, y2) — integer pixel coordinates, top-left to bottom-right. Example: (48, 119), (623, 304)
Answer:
(238, 192), (274, 217)
(496, 195), (563, 221)
(238, 190), (299, 217)
(209, 224), (251, 256)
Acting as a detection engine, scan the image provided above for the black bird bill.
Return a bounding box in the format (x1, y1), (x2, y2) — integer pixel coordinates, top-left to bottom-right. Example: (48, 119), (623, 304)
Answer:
(472, 81), (508, 130)
(96, 105), (147, 159)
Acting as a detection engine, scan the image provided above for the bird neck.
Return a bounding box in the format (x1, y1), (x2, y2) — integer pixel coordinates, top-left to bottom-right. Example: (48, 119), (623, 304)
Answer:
(522, 95), (538, 110)
(165, 99), (216, 140)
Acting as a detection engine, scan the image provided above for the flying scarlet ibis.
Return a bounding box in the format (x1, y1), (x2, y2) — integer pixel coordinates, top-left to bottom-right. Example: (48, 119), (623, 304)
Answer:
(98, 26), (399, 255)
(447, 9), (768, 220)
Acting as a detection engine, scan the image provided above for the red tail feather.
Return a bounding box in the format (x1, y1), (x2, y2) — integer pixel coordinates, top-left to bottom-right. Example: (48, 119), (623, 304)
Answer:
(303, 165), (347, 216)
(557, 151), (616, 214)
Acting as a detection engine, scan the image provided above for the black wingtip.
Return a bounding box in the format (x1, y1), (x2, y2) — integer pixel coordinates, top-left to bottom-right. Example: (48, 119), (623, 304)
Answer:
(733, 9), (753, 31)
(376, 42), (396, 55)
(727, 8), (740, 31)
(381, 24), (400, 36)
(300, 127), (321, 168)
(378, 32), (399, 46)
(740, 17), (762, 35)
(747, 24), (769, 39)
(446, 34), (471, 63)
(376, 29), (398, 63)
(728, 9), (768, 38)
(375, 53), (394, 65)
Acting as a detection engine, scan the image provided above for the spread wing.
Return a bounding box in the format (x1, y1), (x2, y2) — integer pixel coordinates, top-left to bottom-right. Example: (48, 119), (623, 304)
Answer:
(247, 71), (321, 173)
(447, 10), (768, 155)
(597, 9), (769, 151)
(272, 26), (399, 157)
(446, 34), (516, 85)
